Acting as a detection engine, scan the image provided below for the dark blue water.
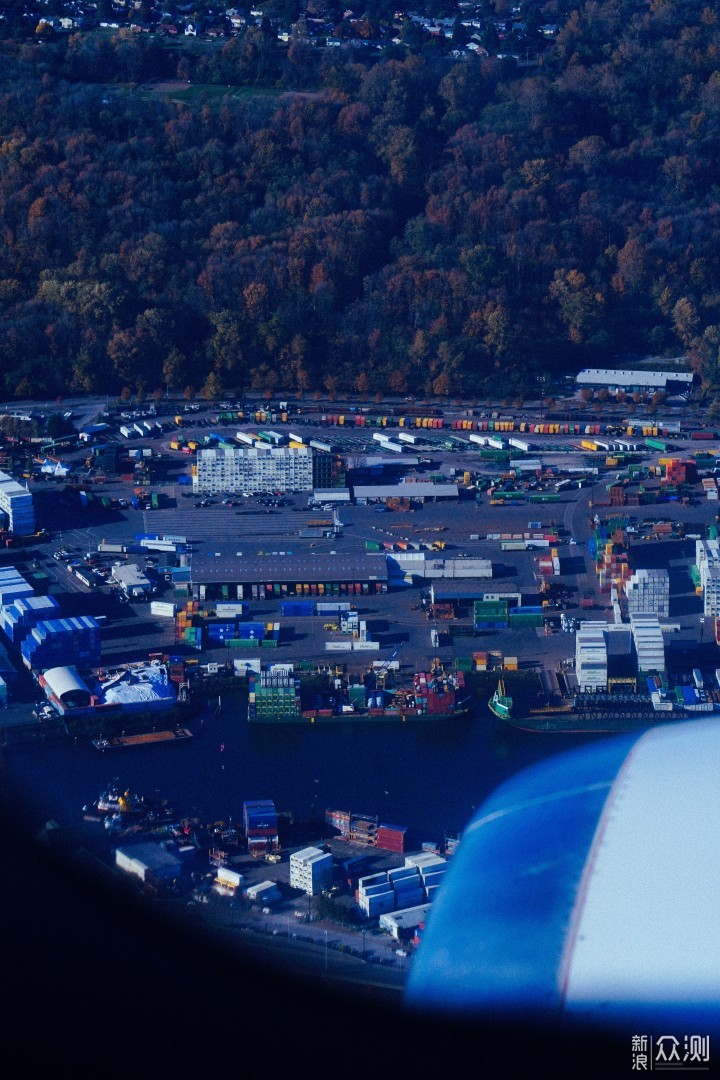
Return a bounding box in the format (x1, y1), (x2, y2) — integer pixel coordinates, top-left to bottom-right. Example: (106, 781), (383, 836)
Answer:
(1, 692), (611, 842)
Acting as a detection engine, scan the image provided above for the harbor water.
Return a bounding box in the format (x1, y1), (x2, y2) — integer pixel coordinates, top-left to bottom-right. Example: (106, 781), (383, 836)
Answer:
(0, 690), (609, 841)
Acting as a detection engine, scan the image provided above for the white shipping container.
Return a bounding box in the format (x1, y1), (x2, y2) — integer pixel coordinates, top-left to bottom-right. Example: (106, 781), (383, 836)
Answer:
(325, 641), (353, 651)
(216, 867), (243, 888)
(352, 640), (380, 650)
(233, 658), (262, 675)
(215, 603), (246, 617)
(150, 601), (176, 617)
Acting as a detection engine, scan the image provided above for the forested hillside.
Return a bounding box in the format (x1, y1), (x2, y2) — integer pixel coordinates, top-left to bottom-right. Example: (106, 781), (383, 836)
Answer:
(1, 1), (720, 403)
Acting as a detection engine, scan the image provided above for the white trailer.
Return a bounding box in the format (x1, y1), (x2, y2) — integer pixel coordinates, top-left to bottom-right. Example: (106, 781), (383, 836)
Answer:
(235, 431), (257, 446)
(508, 437), (531, 453)
(468, 433), (487, 446)
(119, 425), (133, 439)
(398, 432), (418, 444)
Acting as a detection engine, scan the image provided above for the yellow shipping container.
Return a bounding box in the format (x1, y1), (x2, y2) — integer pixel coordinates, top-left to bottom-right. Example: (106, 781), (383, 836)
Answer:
(606, 457), (618, 467)
(581, 440), (598, 450)
(504, 657), (518, 670)
(338, 415), (344, 425)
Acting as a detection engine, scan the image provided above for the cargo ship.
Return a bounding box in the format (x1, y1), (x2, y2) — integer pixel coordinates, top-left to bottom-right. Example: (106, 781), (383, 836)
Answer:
(494, 688), (720, 733)
(248, 664), (472, 723)
(92, 727), (193, 750)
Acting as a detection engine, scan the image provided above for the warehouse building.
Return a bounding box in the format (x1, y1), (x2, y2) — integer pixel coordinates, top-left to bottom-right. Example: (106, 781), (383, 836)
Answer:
(0, 471), (34, 534)
(111, 563), (152, 600)
(352, 482), (460, 504)
(388, 554), (493, 581)
(575, 367), (694, 396)
(189, 549), (388, 601)
(193, 446), (313, 494)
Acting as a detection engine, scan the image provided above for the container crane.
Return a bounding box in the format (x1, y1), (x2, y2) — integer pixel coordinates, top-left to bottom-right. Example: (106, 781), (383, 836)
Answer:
(373, 642), (403, 690)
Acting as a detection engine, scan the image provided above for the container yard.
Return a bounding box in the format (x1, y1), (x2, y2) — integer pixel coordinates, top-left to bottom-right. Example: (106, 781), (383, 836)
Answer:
(0, 389), (716, 740)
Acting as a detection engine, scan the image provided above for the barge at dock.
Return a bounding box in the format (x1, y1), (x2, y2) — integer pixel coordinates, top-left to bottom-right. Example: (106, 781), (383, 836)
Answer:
(92, 727), (193, 750)
(248, 663), (472, 723)
(494, 690), (718, 733)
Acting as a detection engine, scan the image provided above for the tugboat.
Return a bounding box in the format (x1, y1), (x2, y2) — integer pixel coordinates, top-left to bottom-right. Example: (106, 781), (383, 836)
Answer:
(93, 779), (146, 817)
(488, 678), (513, 721)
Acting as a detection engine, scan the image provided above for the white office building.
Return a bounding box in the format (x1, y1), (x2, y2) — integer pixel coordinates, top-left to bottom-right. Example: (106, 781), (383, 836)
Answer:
(289, 846), (334, 896)
(193, 446), (313, 494)
(0, 471), (35, 535)
(625, 568), (670, 618)
(575, 621), (608, 692)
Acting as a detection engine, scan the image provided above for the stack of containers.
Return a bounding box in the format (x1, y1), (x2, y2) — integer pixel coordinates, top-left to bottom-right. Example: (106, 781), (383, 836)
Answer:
(473, 600), (509, 628)
(597, 543), (630, 594)
(356, 873), (395, 918)
(376, 824), (407, 854)
(279, 599), (315, 617)
(1, 594), (60, 644)
(702, 477), (718, 501)
(234, 621), (266, 647)
(325, 809), (351, 836)
(0, 568), (34, 608)
(508, 605), (544, 628)
(247, 669), (301, 721)
(391, 870), (425, 911)
(660, 458), (687, 485)
(260, 622), (280, 648)
(21, 615), (101, 671)
(242, 799), (280, 855)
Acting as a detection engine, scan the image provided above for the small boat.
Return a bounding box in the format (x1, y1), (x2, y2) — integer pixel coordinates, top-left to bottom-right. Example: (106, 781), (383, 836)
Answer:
(92, 728), (193, 751)
(95, 780), (145, 816)
(488, 678), (513, 720)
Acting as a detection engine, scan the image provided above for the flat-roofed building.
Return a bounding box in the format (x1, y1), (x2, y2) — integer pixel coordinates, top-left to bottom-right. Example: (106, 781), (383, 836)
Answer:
(194, 446), (313, 494)
(189, 548), (388, 601)
(575, 367), (694, 395)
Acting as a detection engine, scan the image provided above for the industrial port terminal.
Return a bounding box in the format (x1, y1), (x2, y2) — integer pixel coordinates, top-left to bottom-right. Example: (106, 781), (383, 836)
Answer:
(0, 366), (718, 987)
